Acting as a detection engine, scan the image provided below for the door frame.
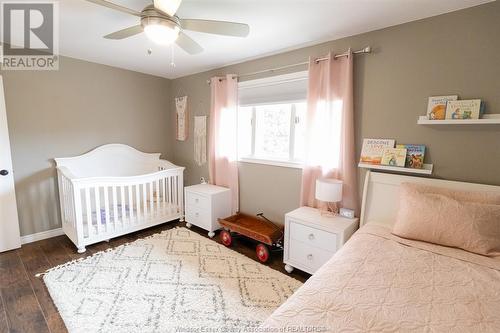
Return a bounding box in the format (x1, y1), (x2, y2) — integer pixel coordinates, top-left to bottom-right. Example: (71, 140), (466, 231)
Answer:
(0, 74), (21, 252)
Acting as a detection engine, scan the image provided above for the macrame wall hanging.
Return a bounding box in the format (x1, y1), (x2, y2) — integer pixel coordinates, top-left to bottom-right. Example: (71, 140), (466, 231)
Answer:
(194, 115), (207, 166)
(175, 95), (188, 141)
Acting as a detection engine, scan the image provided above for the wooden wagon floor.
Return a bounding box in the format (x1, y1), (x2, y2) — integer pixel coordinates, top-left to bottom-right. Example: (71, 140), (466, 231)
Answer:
(0, 221), (310, 333)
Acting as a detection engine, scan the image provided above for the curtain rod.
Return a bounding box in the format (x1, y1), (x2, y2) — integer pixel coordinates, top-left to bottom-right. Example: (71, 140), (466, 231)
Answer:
(206, 46), (371, 84)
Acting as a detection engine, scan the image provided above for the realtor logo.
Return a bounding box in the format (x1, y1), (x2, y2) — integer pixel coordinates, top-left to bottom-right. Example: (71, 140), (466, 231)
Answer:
(1, 1), (59, 70)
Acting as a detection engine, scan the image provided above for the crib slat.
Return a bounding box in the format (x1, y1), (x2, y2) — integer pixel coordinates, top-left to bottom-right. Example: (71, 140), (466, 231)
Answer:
(162, 177), (166, 203)
(142, 183), (147, 219)
(128, 185), (134, 222)
(168, 176), (172, 205)
(95, 187), (102, 236)
(112, 186), (118, 231)
(85, 188), (92, 238)
(104, 186), (110, 233)
(121, 186), (126, 227)
(171, 177), (177, 212)
(135, 184), (141, 222)
(156, 179), (160, 215)
(176, 176), (180, 212)
(149, 181), (154, 217)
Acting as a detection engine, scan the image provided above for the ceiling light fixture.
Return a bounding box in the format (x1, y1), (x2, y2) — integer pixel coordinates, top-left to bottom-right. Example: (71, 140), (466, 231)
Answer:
(142, 16), (180, 45)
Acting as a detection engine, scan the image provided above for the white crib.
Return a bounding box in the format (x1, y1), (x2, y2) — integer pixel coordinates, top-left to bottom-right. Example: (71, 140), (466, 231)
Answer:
(55, 144), (185, 253)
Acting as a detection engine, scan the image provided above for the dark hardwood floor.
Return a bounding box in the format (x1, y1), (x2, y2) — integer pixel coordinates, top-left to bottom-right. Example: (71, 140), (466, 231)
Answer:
(0, 221), (309, 333)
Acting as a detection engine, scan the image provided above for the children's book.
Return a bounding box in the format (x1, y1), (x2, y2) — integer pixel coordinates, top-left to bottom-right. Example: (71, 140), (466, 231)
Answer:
(396, 144), (426, 169)
(381, 148), (407, 167)
(360, 139), (395, 165)
(427, 95), (458, 120)
(445, 99), (481, 120)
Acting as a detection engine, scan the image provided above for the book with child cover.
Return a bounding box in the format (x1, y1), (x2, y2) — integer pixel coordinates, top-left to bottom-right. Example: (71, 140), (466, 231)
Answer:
(396, 144), (426, 169)
(381, 148), (407, 167)
(445, 99), (481, 120)
(360, 139), (395, 165)
(427, 95), (458, 120)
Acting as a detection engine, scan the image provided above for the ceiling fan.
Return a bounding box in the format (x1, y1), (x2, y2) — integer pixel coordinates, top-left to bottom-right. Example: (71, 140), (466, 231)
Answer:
(84, 0), (250, 54)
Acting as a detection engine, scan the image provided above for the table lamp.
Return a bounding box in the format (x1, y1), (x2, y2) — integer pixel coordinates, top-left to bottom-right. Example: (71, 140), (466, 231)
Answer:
(315, 179), (343, 216)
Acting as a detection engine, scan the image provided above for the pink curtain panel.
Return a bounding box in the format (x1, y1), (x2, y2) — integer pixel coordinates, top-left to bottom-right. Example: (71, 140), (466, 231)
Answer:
(300, 50), (358, 213)
(208, 74), (239, 214)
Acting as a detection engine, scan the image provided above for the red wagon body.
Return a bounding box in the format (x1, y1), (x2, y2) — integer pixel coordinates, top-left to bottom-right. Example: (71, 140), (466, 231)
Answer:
(218, 213), (284, 263)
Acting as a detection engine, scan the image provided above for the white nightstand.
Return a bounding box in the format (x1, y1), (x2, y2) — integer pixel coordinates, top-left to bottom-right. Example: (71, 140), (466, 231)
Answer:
(284, 206), (358, 274)
(184, 184), (231, 238)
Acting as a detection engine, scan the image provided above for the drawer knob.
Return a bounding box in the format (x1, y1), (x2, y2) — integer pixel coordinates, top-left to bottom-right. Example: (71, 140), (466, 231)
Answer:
(307, 254), (313, 260)
(195, 212), (199, 217)
(308, 233), (315, 240)
(195, 198), (199, 203)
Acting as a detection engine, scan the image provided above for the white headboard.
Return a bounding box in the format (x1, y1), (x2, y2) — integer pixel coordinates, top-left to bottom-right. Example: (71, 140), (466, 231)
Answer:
(360, 171), (500, 228)
(54, 144), (162, 178)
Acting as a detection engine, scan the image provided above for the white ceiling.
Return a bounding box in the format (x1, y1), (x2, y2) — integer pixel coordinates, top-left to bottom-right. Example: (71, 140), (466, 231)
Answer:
(54, 0), (493, 78)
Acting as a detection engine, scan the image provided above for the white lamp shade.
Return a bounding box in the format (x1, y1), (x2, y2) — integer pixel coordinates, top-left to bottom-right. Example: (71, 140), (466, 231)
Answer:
(315, 179), (343, 202)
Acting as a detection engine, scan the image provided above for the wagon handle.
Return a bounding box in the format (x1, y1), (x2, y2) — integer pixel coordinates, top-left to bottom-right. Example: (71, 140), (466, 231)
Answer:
(256, 212), (278, 228)
(256, 213), (284, 243)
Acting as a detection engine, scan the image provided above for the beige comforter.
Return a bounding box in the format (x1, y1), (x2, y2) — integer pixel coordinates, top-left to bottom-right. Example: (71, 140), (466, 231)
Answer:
(262, 224), (500, 332)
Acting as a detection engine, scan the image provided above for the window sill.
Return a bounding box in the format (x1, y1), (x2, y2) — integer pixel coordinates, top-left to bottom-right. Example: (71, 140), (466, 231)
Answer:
(238, 157), (304, 169)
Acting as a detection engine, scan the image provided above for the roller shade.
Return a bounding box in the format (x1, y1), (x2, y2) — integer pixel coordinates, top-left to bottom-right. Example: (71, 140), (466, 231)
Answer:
(238, 71), (308, 105)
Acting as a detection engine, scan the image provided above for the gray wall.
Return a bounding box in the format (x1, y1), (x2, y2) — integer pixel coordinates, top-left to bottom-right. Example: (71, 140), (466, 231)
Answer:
(170, 1), (500, 224)
(2, 56), (171, 236)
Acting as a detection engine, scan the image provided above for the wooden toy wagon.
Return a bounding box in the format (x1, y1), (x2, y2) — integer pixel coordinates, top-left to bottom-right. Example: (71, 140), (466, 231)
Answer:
(218, 213), (284, 263)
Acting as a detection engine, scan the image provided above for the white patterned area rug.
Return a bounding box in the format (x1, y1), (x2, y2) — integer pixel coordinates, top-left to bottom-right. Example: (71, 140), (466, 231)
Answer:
(43, 227), (303, 333)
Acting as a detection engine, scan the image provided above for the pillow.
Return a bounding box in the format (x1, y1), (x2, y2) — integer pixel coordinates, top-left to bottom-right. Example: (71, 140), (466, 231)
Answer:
(392, 183), (500, 257)
(401, 182), (500, 204)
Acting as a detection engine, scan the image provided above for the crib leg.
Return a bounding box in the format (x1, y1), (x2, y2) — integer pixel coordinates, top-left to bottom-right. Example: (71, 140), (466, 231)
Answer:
(185, 222), (192, 228)
(208, 231), (215, 238)
(104, 239), (110, 243)
(179, 215), (185, 222)
(77, 246), (86, 254)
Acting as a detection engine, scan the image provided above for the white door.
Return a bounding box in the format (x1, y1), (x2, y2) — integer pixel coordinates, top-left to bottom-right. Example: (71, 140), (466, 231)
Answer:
(0, 75), (21, 252)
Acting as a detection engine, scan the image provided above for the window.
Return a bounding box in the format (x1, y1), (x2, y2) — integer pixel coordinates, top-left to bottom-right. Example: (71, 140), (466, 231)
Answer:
(238, 102), (306, 165)
(237, 71), (308, 167)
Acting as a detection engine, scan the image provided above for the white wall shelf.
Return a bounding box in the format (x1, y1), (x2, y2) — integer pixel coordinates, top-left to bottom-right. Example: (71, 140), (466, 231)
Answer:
(417, 114), (500, 125)
(358, 162), (433, 175)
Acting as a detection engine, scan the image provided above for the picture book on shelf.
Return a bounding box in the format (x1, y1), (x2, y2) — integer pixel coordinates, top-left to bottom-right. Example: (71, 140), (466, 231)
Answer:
(445, 99), (481, 120)
(381, 148), (407, 167)
(427, 95), (458, 120)
(360, 139), (395, 165)
(396, 144), (426, 169)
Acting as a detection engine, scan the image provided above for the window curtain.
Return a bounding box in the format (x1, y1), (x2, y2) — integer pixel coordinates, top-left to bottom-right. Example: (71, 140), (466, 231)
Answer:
(208, 74), (239, 214)
(300, 50), (358, 213)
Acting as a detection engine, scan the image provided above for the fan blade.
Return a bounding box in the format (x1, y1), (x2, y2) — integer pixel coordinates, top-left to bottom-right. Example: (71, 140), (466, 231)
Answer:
(180, 19), (249, 37)
(104, 25), (143, 40)
(84, 0), (141, 17)
(154, 0), (182, 16)
(176, 32), (203, 55)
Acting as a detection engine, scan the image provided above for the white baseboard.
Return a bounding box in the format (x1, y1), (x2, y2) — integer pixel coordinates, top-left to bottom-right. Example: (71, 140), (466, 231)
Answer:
(21, 228), (64, 245)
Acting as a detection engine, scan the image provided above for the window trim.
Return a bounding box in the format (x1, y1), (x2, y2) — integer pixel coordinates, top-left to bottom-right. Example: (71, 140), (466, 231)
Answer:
(237, 71), (308, 169)
(239, 157), (304, 169)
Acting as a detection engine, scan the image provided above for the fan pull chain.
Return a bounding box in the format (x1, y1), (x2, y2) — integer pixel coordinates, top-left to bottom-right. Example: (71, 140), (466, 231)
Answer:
(170, 44), (176, 68)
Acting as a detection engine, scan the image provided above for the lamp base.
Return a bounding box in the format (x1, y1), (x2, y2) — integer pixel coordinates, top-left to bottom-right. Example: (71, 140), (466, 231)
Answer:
(319, 202), (340, 217)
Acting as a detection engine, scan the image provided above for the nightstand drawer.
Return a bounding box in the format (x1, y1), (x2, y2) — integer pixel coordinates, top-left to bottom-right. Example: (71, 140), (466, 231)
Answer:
(185, 191), (210, 210)
(289, 240), (334, 272)
(185, 205), (210, 229)
(289, 220), (337, 252)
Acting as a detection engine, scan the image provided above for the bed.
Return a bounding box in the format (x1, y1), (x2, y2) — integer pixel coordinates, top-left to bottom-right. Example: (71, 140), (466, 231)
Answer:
(261, 171), (500, 332)
(55, 144), (185, 253)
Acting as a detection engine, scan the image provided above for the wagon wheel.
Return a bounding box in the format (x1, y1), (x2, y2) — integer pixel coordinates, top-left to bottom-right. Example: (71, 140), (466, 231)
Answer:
(220, 230), (232, 247)
(256, 243), (270, 263)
